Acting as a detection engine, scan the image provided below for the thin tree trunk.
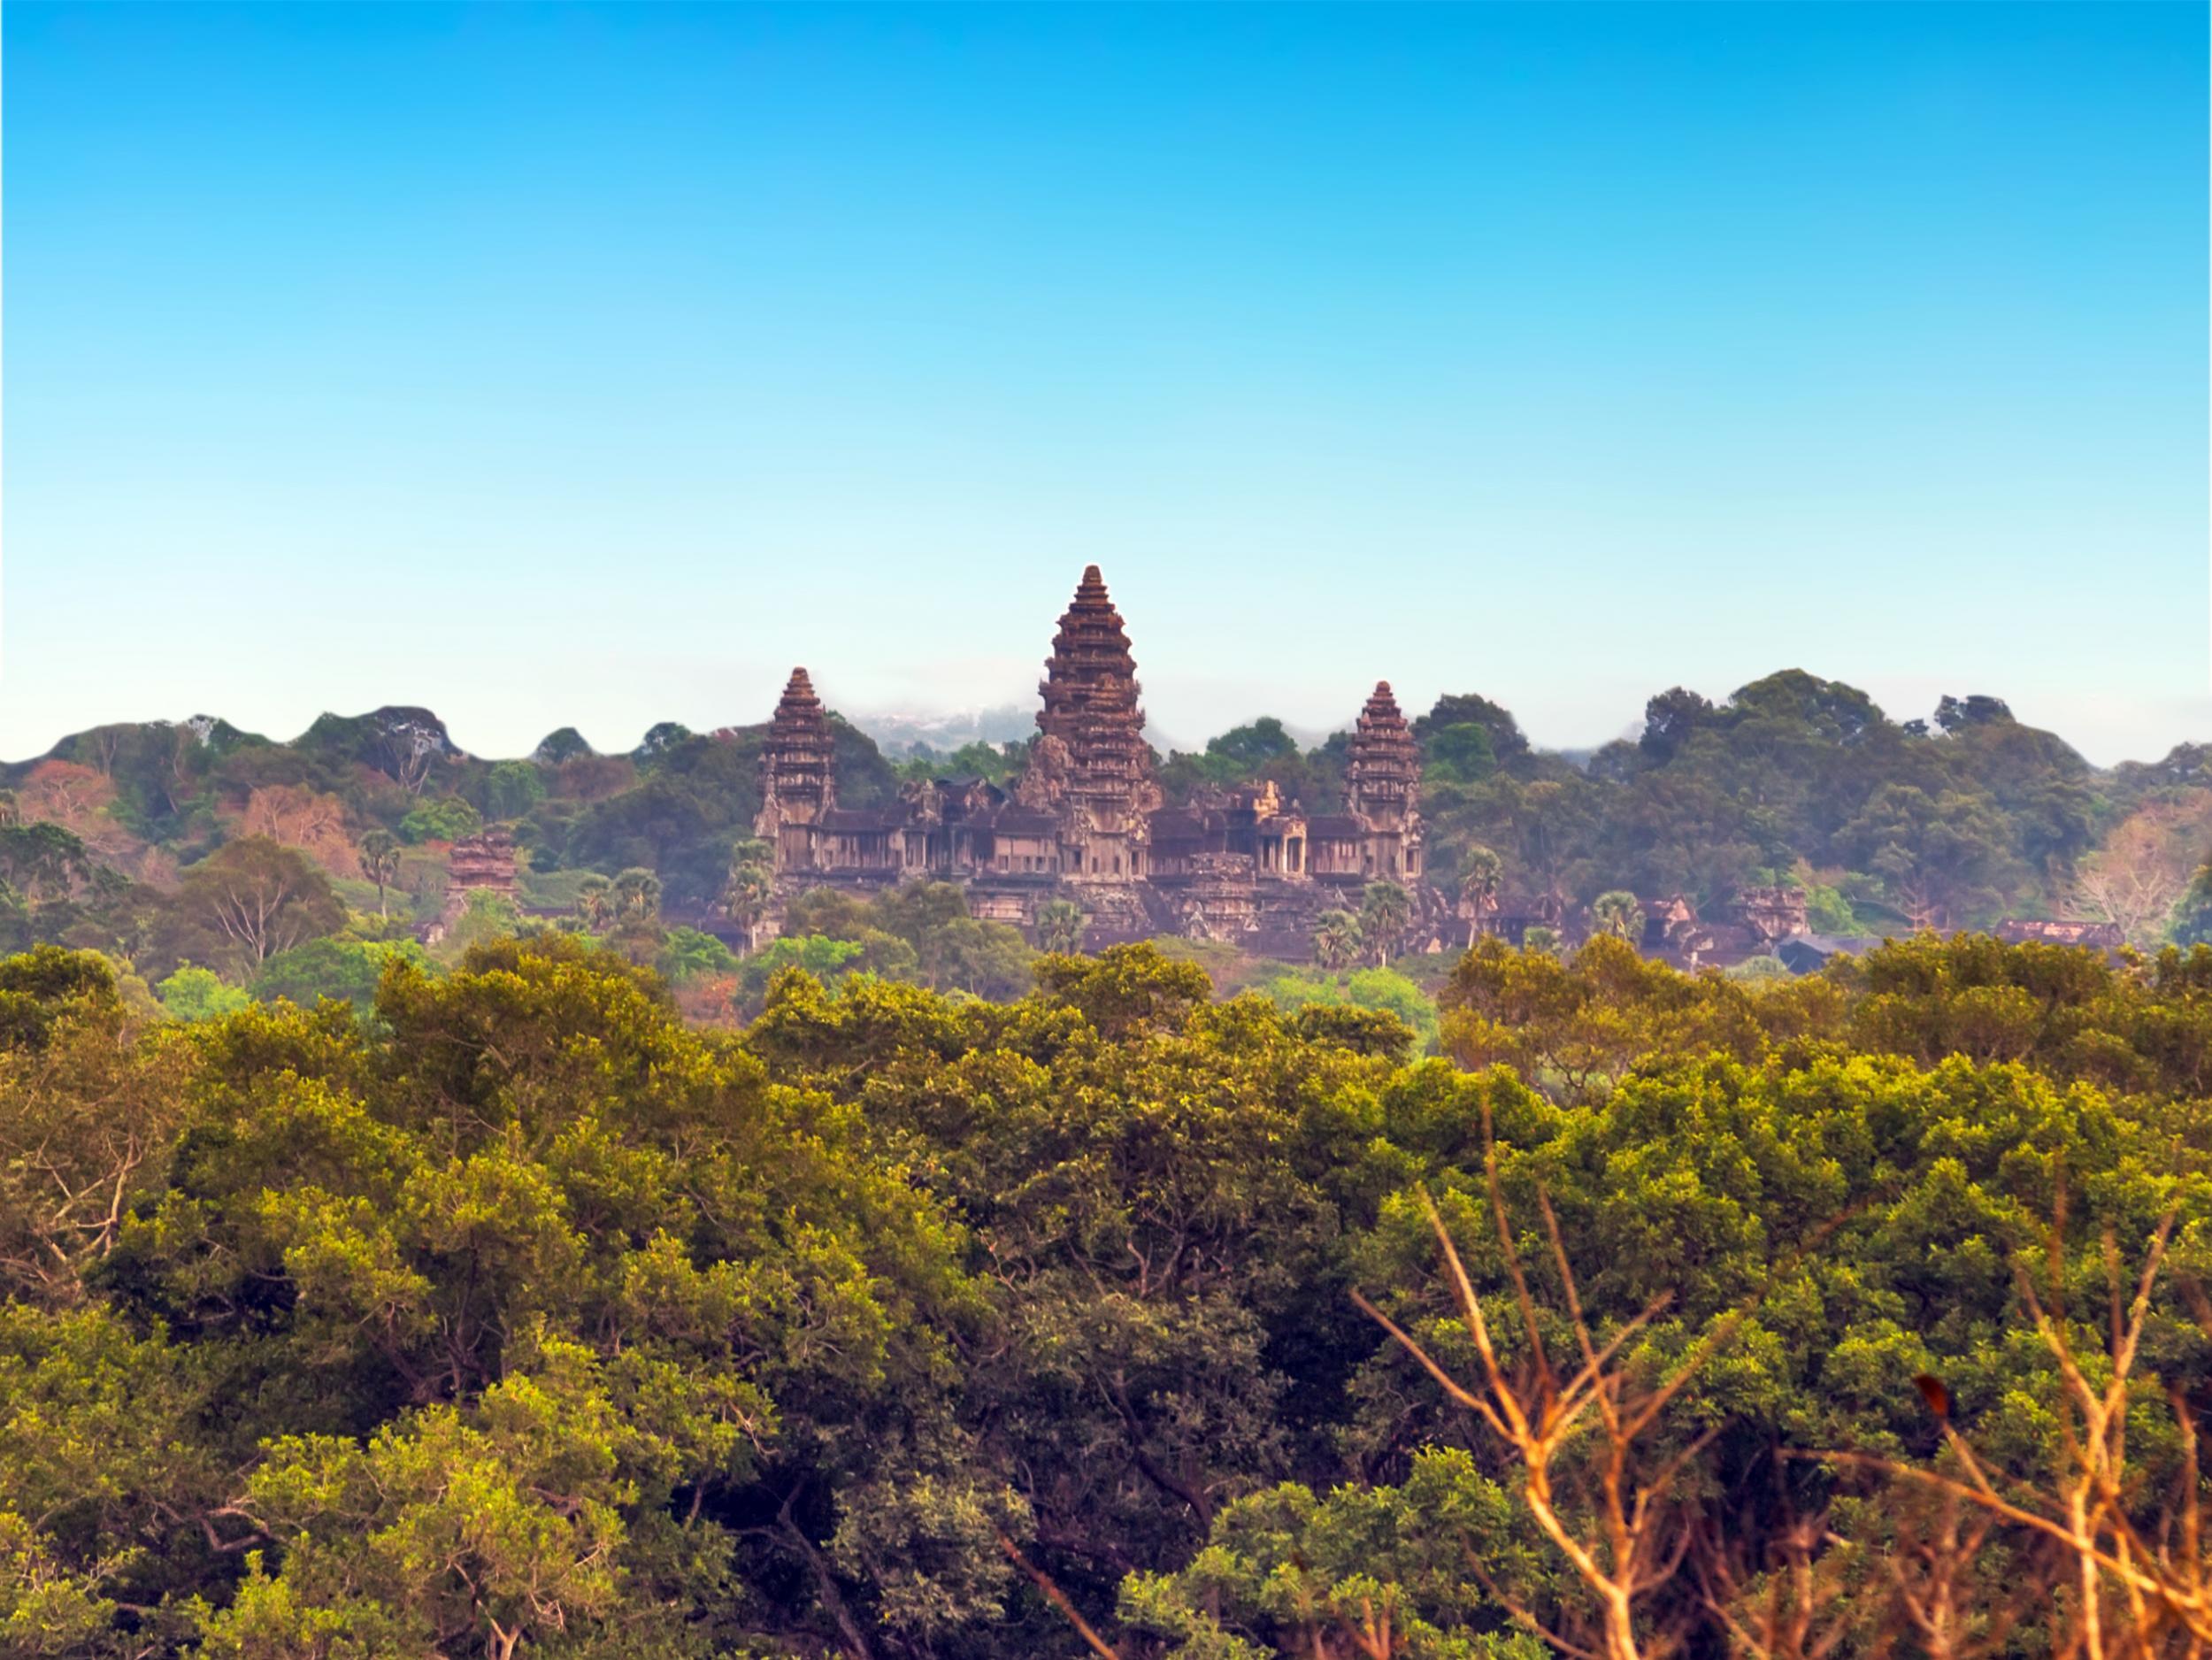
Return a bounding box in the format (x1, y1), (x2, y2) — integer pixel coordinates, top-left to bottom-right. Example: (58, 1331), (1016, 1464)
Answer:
(779, 1509), (876, 1660)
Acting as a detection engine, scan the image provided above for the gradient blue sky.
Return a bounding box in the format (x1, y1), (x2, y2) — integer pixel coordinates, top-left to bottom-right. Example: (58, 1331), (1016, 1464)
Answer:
(4, 3), (2206, 764)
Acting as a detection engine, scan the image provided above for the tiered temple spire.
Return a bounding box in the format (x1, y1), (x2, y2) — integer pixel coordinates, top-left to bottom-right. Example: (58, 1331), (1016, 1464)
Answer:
(757, 667), (836, 833)
(1037, 566), (1156, 878)
(1345, 680), (1423, 882)
(1346, 680), (1417, 817)
(1038, 566), (1147, 758)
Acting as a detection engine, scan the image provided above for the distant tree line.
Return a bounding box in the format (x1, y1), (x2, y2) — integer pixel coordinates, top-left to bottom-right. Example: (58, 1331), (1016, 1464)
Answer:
(2, 672), (2209, 1024)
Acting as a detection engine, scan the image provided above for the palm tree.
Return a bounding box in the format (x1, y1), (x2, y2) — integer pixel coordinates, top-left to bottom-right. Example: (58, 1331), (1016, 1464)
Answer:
(611, 867), (663, 925)
(1312, 910), (1363, 973)
(724, 856), (774, 953)
(1359, 881), (1413, 966)
(0, 789), (18, 828)
(1457, 845), (1503, 938)
(360, 828), (401, 919)
(1592, 889), (1644, 944)
(574, 873), (615, 933)
(1035, 898), (1087, 956)
(1523, 925), (1562, 957)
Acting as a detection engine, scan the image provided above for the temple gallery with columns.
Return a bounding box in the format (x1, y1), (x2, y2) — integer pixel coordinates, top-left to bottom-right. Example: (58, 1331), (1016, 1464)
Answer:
(753, 566), (1434, 954)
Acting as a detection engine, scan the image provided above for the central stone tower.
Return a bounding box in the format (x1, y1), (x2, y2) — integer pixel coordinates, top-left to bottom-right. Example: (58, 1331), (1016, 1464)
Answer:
(1345, 680), (1424, 884)
(753, 666), (836, 869)
(1031, 565), (1159, 881)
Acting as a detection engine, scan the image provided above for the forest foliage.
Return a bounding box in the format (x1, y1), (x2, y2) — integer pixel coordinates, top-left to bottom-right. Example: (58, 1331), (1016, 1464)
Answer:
(1, 927), (2209, 1657)
(4, 673), (2211, 1024)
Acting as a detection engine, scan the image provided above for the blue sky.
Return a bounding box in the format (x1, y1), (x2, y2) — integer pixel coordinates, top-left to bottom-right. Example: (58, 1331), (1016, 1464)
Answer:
(4, 3), (2205, 764)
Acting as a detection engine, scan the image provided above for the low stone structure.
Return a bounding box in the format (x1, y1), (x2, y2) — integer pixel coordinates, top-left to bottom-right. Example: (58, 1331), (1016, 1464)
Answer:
(1735, 886), (1810, 943)
(445, 826), (519, 899)
(422, 826), (519, 945)
(1480, 894), (1566, 949)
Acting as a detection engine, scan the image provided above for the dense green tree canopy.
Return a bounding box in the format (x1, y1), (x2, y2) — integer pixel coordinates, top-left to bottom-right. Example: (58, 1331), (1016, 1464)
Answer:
(150, 839), (348, 980)
(0, 929), (2205, 1656)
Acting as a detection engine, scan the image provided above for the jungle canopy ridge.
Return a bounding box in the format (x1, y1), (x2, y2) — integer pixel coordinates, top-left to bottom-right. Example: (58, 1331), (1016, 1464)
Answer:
(8, 672), (2212, 1029)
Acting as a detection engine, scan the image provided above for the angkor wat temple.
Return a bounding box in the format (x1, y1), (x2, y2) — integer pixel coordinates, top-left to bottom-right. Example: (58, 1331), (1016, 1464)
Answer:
(755, 566), (1432, 952)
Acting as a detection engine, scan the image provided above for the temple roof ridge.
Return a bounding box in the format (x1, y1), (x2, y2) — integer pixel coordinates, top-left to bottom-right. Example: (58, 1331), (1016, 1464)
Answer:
(775, 666), (824, 710)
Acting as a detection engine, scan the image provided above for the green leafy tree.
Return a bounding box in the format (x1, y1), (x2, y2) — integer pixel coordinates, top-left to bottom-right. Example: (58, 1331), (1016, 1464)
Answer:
(729, 934), (866, 1019)
(1035, 897), (1087, 956)
(204, 1336), (677, 1658)
(250, 938), (425, 1011)
(1121, 1449), (1543, 1660)
(1802, 880), (1861, 935)
(572, 872), (613, 933)
(1933, 692), (2014, 733)
(2170, 862), (2212, 948)
(398, 794), (481, 846)
(633, 719), (695, 760)
(1637, 686), (1715, 763)
(1436, 931), (1832, 1104)
(156, 839), (346, 977)
(0, 951), (192, 1306)
(556, 730), (779, 910)
(957, 738), (1029, 781)
(749, 944), (1373, 1625)
(1312, 909), (1363, 972)
(1415, 693), (1532, 767)
(1256, 964), (1438, 1056)
(1591, 888), (1644, 942)
(479, 758), (547, 820)
(0, 824), (97, 907)
(1837, 783), (2013, 929)
(93, 936), (992, 1655)
(358, 827), (401, 918)
(1457, 845), (1503, 935)
(724, 842), (775, 953)
(1207, 716), (1302, 772)
(156, 964), (251, 1023)
(439, 890), (526, 960)
(785, 880), (1033, 998)
(1359, 881), (1413, 965)
(595, 867), (666, 964)
(533, 726), (593, 765)
(1423, 721), (1499, 784)
(656, 924), (737, 984)
(610, 865), (662, 925)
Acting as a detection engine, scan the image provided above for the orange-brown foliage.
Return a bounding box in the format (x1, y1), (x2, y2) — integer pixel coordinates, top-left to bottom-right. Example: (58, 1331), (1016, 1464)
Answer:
(18, 760), (142, 865)
(230, 784), (362, 880)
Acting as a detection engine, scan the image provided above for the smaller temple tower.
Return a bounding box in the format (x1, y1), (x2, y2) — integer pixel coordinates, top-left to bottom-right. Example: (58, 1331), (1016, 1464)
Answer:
(1345, 680), (1424, 884)
(754, 667), (835, 870)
